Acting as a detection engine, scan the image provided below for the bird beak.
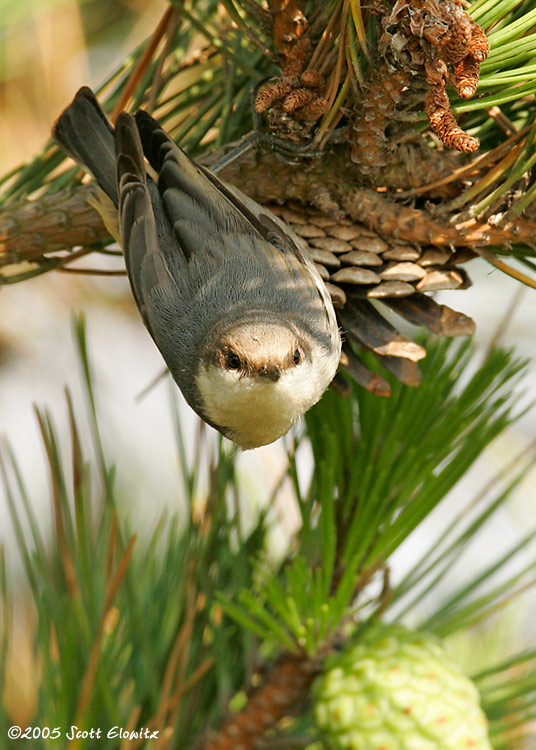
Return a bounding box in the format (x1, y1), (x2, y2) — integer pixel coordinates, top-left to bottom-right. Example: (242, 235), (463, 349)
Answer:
(258, 364), (281, 382)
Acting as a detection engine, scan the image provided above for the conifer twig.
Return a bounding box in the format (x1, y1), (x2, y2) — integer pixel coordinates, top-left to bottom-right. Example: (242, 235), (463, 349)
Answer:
(4, 154), (536, 276)
(197, 653), (319, 750)
(111, 5), (177, 120)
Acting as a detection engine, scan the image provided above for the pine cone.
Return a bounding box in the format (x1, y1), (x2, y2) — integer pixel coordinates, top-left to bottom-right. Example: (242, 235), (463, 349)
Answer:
(268, 203), (475, 392)
(314, 624), (491, 750)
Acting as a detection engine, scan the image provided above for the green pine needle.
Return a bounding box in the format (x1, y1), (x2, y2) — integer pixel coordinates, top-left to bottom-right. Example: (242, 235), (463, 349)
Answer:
(223, 337), (533, 657)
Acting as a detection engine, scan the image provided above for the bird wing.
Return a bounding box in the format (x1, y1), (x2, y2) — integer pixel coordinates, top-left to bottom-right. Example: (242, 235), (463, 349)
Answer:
(134, 110), (310, 271)
(115, 112), (188, 337)
(133, 109), (335, 336)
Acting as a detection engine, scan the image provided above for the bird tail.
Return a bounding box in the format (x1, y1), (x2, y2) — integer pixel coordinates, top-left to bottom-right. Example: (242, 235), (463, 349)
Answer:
(52, 87), (118, 205)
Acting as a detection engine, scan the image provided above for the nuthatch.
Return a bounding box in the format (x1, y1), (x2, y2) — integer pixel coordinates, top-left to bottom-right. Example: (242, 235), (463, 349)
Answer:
(53, 87), (341, 449)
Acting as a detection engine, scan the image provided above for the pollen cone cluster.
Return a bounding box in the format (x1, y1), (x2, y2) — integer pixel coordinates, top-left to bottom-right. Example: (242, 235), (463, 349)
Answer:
(314, 624), (491, 750)
(268, 203), (475, 395)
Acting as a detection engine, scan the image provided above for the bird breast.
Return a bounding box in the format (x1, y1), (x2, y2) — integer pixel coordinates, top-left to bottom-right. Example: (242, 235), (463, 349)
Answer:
(195, 358), (330, 449)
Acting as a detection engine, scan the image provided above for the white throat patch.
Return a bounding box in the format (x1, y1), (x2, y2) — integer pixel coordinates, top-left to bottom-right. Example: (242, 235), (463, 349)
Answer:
(196, 358), (331, 449)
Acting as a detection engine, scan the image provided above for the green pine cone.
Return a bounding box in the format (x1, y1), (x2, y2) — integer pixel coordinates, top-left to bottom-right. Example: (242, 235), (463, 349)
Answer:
(314, 624), (491, 750)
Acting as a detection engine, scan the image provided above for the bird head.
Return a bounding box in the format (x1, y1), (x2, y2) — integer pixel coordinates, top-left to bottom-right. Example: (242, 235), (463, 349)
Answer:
(195, 318), (335, 449)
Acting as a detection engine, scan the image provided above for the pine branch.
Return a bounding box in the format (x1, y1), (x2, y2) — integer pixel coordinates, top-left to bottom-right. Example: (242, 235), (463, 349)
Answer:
(4, 153), (536, 268)
(0, 185), (105, 264)
(197, 653), (318, 750)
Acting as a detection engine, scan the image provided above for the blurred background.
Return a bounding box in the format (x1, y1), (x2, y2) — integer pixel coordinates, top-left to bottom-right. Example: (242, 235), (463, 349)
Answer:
(0, 0), (535, 676)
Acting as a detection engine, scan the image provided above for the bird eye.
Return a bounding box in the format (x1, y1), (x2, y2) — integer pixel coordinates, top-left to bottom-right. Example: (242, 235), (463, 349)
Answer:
(293, 349), (301, 365)
(226, 352), (241, 370)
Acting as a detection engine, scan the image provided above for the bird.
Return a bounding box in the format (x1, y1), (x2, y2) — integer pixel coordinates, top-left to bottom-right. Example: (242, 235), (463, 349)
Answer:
(52, 87), (341, 449)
